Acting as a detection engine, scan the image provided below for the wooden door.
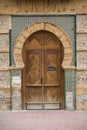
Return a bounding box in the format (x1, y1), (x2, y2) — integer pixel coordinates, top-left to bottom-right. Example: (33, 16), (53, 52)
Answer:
(22, 31), (64, 110)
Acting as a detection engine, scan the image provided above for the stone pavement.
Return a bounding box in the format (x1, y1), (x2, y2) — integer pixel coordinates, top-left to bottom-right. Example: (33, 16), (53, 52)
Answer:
(0, 110), (87, 130)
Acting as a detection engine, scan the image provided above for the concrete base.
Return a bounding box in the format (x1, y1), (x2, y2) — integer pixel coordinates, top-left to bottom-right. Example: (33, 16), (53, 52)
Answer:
(0, 111), (87, 130)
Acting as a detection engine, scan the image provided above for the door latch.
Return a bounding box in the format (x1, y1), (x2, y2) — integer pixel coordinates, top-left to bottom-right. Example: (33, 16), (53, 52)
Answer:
(41, 78), (43, 84)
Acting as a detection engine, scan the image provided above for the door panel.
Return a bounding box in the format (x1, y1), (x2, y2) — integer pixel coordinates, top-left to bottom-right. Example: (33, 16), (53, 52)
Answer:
(44, 49), (62, 109)
(22, 31), (64, 110)
(44, 86), (61, 109)
(25, 49), (42, 109)
(26, 49), (41, 85)
(44, 86), (59, 102)
(45, 49), (59, 84)
(26, 87), (42, 102)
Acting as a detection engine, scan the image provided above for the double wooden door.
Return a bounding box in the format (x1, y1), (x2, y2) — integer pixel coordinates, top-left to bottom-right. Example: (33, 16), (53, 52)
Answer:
(22, 31), (64, 110)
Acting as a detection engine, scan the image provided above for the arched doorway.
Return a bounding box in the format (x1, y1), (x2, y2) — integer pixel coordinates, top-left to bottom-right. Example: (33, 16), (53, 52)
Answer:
(22, 31), (64, 110)
(14, 22), (73, 110)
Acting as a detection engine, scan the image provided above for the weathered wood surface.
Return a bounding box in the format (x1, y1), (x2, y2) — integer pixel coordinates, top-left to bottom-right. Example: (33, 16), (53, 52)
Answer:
(22, 31), (64, 109)
(0, 0), (87, 14)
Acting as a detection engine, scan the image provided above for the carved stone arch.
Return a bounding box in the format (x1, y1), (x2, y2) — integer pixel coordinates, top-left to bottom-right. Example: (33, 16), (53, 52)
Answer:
(14, 22), (73, 68)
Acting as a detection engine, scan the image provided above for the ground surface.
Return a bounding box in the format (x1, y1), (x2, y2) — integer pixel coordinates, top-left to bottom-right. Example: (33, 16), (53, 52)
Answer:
(0, 110), (87, 130)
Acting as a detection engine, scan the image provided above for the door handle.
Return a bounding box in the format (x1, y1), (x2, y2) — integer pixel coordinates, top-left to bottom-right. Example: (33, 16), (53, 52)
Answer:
(41, 78), (43, 84)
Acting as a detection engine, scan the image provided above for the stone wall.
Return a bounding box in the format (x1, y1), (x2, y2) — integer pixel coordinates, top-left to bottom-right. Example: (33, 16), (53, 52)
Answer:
(0, 14), (87, 110)
(77, 34), (87, 47)
(0, 15), (11, 110)
(66, 92), (74, 110)
(0, 53), (9, 67)
(0, 88), (10, 110)
(0, 15), (11, 30)
(0, 71), (10, 110)
(77, 52), (87, 68)
(77, 15), (87, 33)
(12, 71), (22, 110)
(0, 34), (9, 49)
(64, 70), (75, 110)
(0, 72), (10, 88)
(76, 15), (87, 110)
(0, 15), (22, 110)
